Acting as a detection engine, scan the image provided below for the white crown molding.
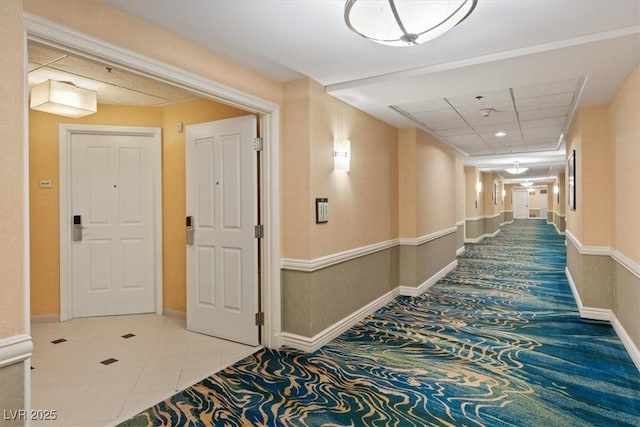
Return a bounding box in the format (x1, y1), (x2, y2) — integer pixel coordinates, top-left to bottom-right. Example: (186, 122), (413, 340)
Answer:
(399, 260), (458, 297)
(0, 335), (33, 369)
(282, 288), (399, 353)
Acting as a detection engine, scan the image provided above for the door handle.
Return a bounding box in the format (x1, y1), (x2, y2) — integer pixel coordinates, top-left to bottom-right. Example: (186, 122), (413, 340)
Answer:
(73, 215), (85, 242)
(186, 216), (194, 245)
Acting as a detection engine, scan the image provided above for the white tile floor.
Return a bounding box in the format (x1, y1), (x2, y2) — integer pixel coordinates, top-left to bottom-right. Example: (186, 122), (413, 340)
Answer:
(30, 314), (258, 426)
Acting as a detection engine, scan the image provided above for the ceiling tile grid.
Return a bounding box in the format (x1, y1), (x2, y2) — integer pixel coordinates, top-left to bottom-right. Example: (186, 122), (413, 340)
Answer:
(393, 77), (583, 160)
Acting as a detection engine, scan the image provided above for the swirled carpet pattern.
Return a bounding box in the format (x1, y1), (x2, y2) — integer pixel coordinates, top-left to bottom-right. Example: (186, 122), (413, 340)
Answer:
(120, 220), (640, 426)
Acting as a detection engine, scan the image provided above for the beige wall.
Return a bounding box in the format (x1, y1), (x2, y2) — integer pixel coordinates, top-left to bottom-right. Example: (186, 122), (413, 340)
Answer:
(610, 65), (640, 263)
(464, 166), (482, 217)
(29, 100), (249, 315)
(282, 78), (398, 259)
(566, 106), (613, 246)
(415, 129), (457, 236)
(310, 80), (398, 257)
(504, 184), (514, 212)
(281, 79), (312, 259)
(455, 157), (465, 222)
(0, 0), (25, 339)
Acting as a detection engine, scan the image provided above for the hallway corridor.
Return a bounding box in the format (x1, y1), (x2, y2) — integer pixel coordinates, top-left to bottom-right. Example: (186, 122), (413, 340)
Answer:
(122, 220), (640, 426)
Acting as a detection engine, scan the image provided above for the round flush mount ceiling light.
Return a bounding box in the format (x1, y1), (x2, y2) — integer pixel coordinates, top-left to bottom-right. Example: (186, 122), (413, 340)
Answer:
(344, 0), (478, 47)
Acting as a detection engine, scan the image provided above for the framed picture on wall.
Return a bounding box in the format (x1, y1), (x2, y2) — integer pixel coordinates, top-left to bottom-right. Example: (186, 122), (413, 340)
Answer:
(568, 150), (576, 210)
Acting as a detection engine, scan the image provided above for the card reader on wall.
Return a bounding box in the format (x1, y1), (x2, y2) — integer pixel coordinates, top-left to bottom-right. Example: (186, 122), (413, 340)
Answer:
(316, 198), (328, 223)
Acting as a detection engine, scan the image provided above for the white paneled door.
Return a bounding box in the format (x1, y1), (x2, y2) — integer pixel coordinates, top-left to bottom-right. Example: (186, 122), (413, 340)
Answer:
(70, 131), (157, 317)
(514, 190), (530, 219)
(186, 115), (259, 346)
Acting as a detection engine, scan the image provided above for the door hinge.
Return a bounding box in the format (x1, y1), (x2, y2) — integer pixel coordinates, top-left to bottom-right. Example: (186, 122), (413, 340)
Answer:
(253, 137), (263, 151)
(255, 312), (265, 326)
(254, 224), (264, 239)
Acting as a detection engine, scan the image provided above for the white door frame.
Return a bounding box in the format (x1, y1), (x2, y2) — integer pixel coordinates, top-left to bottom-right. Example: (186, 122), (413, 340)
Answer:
(59, 124), (163, 321)
(25, 13), (282, 349)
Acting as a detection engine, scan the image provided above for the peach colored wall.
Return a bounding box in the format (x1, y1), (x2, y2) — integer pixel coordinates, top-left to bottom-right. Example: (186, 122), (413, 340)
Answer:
(281, 79), (312, 259)
(482, 173), (500, 216)
(23, 0), (282, 105)
(398, 128), (417, 237)
(566, 115), (583, 240)
(464, 166), (482, 217)
(610, 65), (640, 263)
(504, 184), (514, 211)
(415, 129), (457, 236)
(455, 157), (465, 222)
(556, 173), (566, 214)
(529, 189), (541, 209)
(29, 100), (248, 316)
(581, 106), (612, 246)
(308, 80), (398, 257)
(0, 0), (25, 338)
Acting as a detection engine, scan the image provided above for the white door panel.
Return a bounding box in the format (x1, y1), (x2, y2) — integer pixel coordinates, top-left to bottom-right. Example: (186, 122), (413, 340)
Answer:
(186, 115), (259, 346)
(71, 133), (156, 317)
(514, 190), (530, 219)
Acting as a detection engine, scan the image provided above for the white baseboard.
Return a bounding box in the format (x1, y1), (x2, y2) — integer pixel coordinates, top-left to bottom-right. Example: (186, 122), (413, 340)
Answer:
(163, 309), (186, 320)
(611, 313), (640, 372)
(282, 288), (399, 353)
(0, 334), (33, 369)
(31, 315), (60, 323)
(399, 260), (458, 297)
(566, 267), (639, 371)
(456, 246), (465, 256)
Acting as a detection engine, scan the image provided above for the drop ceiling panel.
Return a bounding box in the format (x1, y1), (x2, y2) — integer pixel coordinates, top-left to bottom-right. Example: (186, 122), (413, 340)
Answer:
(515, 92), (575, 111)
(400, 98), (451, 113)
(411, 109), (460, 122)
(461, 111), (519, 126)
(520, 117), (566, 130)
(435, 128), (476, 137)
(513, 78), (581, 99)
(446, 89), (511, 108)
(518, 106), (569, 121)
(428, 118), (469, 131)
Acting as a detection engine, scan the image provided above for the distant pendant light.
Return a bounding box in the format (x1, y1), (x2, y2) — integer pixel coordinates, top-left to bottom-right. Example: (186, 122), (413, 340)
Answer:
(505, 162), (528, 175)
(30, 80), (97, 118)
(344, 0), (477, 47)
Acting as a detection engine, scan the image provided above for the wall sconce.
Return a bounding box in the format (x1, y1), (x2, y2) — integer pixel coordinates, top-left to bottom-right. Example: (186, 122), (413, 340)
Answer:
(553, 185), (559, 195)
(30, 80), (97, 118)
(475, 181), (482, 193)
(502, 189), (506, 198)
(334, 139), (351, 172)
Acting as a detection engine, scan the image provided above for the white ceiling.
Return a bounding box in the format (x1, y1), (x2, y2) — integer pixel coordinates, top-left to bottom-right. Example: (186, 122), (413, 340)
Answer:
(45, 1), (640, 182)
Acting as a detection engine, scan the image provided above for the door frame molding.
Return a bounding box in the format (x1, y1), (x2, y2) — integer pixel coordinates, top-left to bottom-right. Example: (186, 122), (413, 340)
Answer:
(59, 124), (163, 320)
(25, 13), (282, 348)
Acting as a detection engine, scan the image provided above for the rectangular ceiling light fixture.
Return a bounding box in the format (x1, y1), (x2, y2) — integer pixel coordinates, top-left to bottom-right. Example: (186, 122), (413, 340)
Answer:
(30, 80), (97, 118)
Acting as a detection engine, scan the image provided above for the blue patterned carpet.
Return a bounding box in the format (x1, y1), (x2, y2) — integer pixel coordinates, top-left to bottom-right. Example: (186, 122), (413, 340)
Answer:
(120, 220), (640, 426)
